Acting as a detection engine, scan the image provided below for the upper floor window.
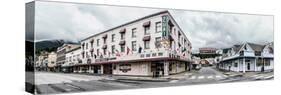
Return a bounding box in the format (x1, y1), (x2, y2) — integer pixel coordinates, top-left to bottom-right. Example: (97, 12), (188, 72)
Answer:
(103, 48), (107, 55)
(111, 45), (115, 54)
(132, 28), (137, 38)
(97, 49), (100, 56)
(132, 41), (137, 51)
(144, 40), (150, 49)
(97, 39), (100, 46)
(155, 37), (162, 48)
(86, 43), (88, 49)
(103, 38), (107, 44)
(120, 45), (125, 52)
(144, 26), (150, 35)
(121, 33), (125, 40)
(155, 22), (161, 33)
(111, 34), (115, 42)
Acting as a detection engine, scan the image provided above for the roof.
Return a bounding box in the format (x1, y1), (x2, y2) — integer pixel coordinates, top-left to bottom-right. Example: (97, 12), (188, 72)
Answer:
(81, 10), (188, 42)
(247, 43), (265, 52)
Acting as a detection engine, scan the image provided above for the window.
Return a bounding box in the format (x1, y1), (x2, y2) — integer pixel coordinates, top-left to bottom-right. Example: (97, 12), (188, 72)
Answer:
(155, 22), (161, 33)
(265, 59), (270, 66)
(90, 41), (93, 48)
(103, 38), (107, 44)
(86, 43), (88, 49)
(97, 39), (100, 46)
(144, 40), (150, 49)
(256, 58), (263, 66)
(111, 45), (115, 54)
(111, 34), (115, 42)
(155, 37), (162, 48)
(121, 33), (125, 40)
(144, 26), (150, 35)
(120, 45), (125, 52)
(97, 49), (100, 56)
(132, 28), (137, 38)
(255, 51), (261, 56)
(103, 48), (107, 55)
(234, 63), (238, 67)
(132, 41), (137, 51)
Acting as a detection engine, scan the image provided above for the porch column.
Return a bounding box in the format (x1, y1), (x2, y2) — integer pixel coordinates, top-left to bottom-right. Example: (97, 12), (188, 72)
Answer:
(164, 61), (169, 76)
(238, 59), (240, 72)
(254, 58), (257, 71)
(243, 58), (246, 73)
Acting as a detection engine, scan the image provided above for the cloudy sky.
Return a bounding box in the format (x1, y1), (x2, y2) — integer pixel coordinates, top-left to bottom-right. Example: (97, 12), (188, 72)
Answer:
(33, 1), (273, 51)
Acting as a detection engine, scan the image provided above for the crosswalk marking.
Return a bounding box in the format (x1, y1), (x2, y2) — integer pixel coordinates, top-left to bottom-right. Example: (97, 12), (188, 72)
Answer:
(215, 75), (222, 78)
(207, 76), (214, 79)
(198, 76), (205, 79)
(188, 75), (229, 80)
(190, 76), (196, 79)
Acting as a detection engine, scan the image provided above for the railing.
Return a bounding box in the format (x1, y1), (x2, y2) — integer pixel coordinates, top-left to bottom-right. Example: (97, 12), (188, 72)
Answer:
(79, 48), (190, 64)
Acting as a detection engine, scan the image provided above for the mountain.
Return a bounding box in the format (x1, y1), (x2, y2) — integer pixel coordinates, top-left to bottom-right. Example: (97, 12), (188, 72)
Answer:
(34, 39), (79, 53)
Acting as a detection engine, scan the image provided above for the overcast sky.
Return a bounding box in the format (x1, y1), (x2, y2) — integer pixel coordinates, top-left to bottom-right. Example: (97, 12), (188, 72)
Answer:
(33, 1), (274, 51)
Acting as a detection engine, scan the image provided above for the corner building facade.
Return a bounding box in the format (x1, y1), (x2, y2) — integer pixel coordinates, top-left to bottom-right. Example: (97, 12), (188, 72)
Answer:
(78, 10), (192, 77)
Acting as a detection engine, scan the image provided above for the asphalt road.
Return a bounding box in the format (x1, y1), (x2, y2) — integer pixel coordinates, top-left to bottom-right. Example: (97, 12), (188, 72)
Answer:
(33, 67), (273, 94)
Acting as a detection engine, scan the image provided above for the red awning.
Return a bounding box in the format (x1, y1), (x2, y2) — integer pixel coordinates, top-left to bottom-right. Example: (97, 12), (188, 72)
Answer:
(143, 21), (151, 27)
(142, 36), (151, 41)
(119, 28), (126, 33)
(119, 41), (126, 45)
(102, 34), (108, 38)
(102, 45), (107, 49)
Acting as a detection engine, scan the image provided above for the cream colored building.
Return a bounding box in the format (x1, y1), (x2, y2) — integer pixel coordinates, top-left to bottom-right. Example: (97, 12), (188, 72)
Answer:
(67, 10), (192, 77)
(47, 52), (57, 72)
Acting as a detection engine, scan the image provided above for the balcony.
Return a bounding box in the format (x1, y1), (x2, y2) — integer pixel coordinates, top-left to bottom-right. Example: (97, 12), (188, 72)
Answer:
(85, 48), (191, 64)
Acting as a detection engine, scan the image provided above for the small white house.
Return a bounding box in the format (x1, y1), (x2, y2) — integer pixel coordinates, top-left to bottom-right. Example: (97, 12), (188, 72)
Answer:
(218, 42), (273, 73)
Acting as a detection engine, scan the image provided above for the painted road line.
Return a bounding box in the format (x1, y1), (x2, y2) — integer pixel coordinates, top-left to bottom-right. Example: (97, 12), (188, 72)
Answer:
(207, 76), (214, 79)
(198, 76), (205, 79)
(263, 75), (274, 79)
(215, 75), (222, 78)
(223, 75), (228, 77)
(190, 76), (196, 79)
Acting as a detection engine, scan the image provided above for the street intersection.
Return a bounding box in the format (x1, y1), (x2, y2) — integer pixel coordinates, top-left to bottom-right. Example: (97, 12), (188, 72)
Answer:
(33, 67), (273, 94)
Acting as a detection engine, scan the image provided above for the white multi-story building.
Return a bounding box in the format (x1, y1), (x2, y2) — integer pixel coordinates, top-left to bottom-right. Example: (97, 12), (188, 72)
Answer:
(76, 10), (192, 77)
(56, 44), (80, 72)
(63, 46), (82, 73)
(218, 42), (274, 73)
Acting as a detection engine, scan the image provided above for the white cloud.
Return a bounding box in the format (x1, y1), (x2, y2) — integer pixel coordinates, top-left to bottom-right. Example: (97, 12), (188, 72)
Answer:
(35, 2), (105, 42)
(33, 1), (273, 51)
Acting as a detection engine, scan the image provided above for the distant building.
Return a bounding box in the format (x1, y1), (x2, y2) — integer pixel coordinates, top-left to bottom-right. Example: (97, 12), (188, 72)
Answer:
(35, 52), (48, 71)
(63, 46), (82, 73)
(199, 47), (217, 54)
(218, 42), (274, 72)
(47, 52), (57, 72)
(56, 44), (80, 72)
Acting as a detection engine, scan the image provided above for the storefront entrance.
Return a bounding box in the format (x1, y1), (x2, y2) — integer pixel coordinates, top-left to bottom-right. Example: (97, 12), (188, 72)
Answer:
(151, 62), (164, 77)
(103, 64), (112, 74)
(93, 65), (101, 74)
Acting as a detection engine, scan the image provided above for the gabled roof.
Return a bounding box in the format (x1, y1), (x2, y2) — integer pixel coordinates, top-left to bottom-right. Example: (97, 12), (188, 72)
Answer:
(233, 44), (243, 53)
(247, 43), (265, 52)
